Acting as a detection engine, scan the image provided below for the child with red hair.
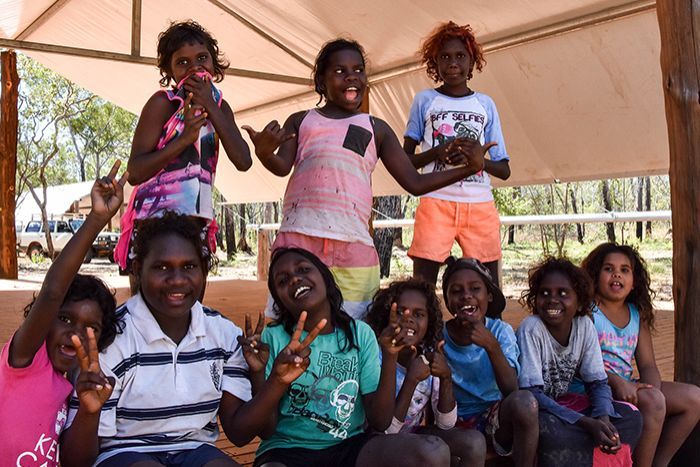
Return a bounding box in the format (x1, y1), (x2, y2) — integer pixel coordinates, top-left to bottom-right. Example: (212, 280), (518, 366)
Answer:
(405, 21), (511, 292)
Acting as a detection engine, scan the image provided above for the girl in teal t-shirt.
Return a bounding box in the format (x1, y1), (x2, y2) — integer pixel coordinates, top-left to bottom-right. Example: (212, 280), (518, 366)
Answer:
(234, 247), (452, 467)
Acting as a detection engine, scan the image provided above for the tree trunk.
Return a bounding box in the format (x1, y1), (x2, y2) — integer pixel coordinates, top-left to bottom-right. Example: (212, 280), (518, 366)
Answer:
(601, 180), (616, 242)
(657, 2), (700, 463)
(645, 176), (653, 237)
(0, 50), (19, 279)
(393, 196), (406, 249)
(224, 205), (236, 260)
(215, 192), (224, 251)
(372, 195), (402, 278)
(636, 177), (644, 240)
(237, 204), (252, 254)
(569, 184), (585, 244)
(507, 190), (517, 245)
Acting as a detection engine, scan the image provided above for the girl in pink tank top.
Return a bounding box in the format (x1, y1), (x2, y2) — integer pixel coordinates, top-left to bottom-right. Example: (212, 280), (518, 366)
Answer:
(243, 38), (495, 319)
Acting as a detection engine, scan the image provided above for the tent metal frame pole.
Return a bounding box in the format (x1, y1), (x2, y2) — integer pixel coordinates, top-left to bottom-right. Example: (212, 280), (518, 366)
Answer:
(207, 0), (313, 69)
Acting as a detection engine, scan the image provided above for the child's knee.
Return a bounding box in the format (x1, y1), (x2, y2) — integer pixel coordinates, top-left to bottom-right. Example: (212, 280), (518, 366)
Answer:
(404, 435), (450, 467)
(506, 389), (539, 424)
(452, 429), (486, 457)
(637, 387), (666, 421)
(685, 382), (700, 410)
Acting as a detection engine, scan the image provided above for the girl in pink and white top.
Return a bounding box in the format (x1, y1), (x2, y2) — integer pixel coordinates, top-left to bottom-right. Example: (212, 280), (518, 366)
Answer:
(243, 38), (494, 318)
(115, 20), (251, 279)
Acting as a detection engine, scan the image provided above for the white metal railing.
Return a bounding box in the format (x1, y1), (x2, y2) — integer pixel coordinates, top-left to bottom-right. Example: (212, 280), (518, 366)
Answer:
(247, 210), (672, 232)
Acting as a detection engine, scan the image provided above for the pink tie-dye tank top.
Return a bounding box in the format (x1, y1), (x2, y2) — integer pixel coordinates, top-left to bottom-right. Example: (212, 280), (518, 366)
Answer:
(279, 110), (378, 247)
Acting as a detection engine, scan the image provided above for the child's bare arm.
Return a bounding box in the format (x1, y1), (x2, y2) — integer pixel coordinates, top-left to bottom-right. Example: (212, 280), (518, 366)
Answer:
(467, 317), (518, 395)
(242, 111), (302, 177)
(430, 341), (456, 416)
(128, 93), (205, 184)
(60, 328), (114, 466)
(635, 322), (662, 388)
(483, 159), (511, 180)
(10, 163), (126, 369)
(364, 304), (409, 431)
(393, 350), (430, 424)
(210, 99), (252, 171)
(376, 118), (491, 196)
(221, 312), (326, 443)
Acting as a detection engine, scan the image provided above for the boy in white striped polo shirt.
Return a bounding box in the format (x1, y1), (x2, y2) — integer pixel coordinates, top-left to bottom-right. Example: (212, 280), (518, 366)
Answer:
(62, 213), (256, 466)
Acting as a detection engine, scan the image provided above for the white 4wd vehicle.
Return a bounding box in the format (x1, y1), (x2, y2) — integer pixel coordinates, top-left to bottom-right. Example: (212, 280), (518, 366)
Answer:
(17, 219), (118, 263)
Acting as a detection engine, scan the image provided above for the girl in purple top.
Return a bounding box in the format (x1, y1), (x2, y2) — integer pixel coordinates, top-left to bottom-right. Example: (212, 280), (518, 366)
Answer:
(582, 243), (700, 467)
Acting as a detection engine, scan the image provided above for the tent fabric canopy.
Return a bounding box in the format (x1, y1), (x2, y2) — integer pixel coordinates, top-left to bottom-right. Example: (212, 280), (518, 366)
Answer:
(0, 0), (667, 203)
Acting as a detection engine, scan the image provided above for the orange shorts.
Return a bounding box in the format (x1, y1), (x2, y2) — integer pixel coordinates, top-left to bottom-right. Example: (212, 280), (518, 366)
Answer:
(408, 197), (502, 263)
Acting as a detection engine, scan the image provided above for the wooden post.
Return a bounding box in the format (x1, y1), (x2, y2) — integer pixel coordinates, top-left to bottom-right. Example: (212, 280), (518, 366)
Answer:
(257, 229), (270, 281)
(657, 2), (700, 464)
(657, 0), (700, 386)
(0, 50), (19, 280)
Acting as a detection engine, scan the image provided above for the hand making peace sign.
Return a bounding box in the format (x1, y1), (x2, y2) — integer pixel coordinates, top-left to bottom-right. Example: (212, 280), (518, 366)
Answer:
(72, 328), (114, 415)
(271, 311), (327, 385)
(237, 311), (270, 374)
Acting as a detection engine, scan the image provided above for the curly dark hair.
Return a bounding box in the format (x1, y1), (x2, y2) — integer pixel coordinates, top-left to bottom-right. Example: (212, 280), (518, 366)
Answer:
(267, 247), (358, 352)
(581, 242), (656, 330)
(312, 38), (367, 106)
(132, 212), (215, 274)
(419, 21), (486, 83)
(157, 20), (229, 87)
(365, 278), (444, 351)
(520, 257), (594, 317)
(23, 274), (121, 351)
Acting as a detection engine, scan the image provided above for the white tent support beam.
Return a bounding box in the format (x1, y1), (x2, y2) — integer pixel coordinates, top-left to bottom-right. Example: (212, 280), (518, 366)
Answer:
(238, 0), (657, 114)
(131, 0), (141, 57)
(207, 0), (314, 69)
(14, 0), (72, 41)
(0, 37), (311, 85)
(245, 210), (672, 232)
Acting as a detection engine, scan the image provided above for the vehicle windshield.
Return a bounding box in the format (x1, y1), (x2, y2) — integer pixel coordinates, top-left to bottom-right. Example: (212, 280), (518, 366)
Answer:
(69, 219), (84, 232)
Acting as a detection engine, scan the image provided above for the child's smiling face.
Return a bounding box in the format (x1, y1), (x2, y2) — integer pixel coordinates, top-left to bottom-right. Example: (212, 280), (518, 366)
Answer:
(535, 271), (579, 330)
(395, 289), (430, 348)
(46, 299), (104, 374)
(168, 41), (214, 85)
(445, 269), (491, 325)
(271, 251), (328, 318)
(135, 233), (204, 325)
(597, 252), (634, 302)
(321, 49), (367, 112)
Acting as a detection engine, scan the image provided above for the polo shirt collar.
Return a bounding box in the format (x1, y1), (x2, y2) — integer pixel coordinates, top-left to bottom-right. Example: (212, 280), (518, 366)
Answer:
(126, 294), (207, 345)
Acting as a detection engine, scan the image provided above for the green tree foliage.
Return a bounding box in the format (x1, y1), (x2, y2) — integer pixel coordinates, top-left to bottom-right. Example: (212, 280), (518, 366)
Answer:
(68, 97), (135, 181)
(14, 54), (135, 259)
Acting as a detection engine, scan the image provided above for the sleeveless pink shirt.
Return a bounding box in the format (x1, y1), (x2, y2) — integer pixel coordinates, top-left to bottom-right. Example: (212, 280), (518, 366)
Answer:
(279, 110), (378, 247)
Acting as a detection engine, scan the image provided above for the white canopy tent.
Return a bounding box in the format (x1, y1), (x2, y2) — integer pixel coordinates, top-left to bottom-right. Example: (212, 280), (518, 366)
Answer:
(0, 0), (667, 203)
